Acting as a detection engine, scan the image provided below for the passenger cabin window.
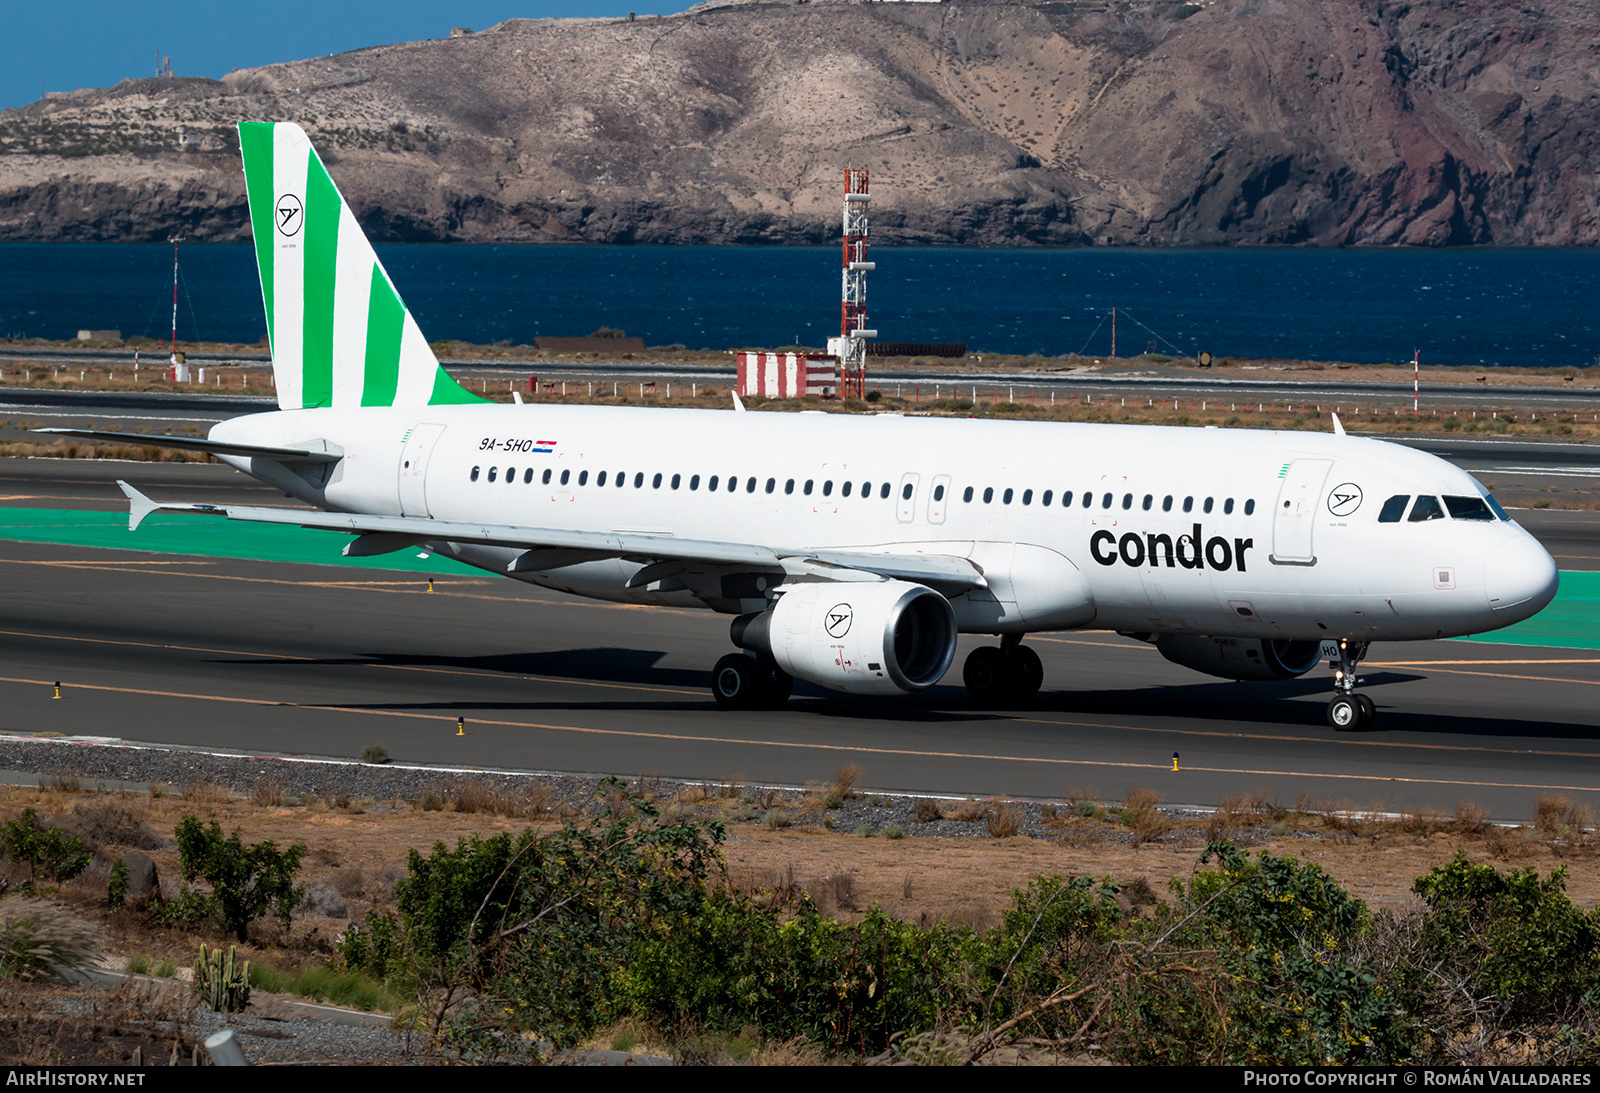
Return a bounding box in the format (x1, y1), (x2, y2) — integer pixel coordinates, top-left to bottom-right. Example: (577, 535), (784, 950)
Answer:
(983, 487), (994, 504)
(861, 481), (871, 497)
(1223, 498), (1233, 515)
(1162, 495), (1173, 512)
(689, 474), (699, 490)
(880, 483), (891, 499)
(746, 477), (756, 493)
(652, 473), (663, 489)
(1041, 490), (1052, 506)
(1022, 489), (1032, 505)
(488, 467), (498, 483)
(578, 470), (588, 486)
(1141, 494), (1153, 511)
(597, 470), (607, 486)
(1408, 495), (1446, 522)
(823, 481), (833, 497)
(933, 484), (945, 501)
(670, 473), (680, 489)
(1099, 492), (1111, 508)
(470, 466), (480, 481)
(1183, 496), (1193, 513)
(804, 480), (814, 495)
(634, 473), (644, 488)
(1378, 495), (1410, 523)
(1003, 488), (1013, 504)
(766, 478), (776, 494)
(902, 483), (913, 500)
(506, 466), (516, 482)
(559, 469), (569, 485)
(785, 479), (795, 495)
(842, 481), (853, 497)
(963, 486), (974, 503)
(1058, 491), (1070, 506)
(1244, 499), (1255, 515)
(1203, 497), (1214, 514)
(1121, 493), (1133, 510)
(1444, 496), (1495, 521)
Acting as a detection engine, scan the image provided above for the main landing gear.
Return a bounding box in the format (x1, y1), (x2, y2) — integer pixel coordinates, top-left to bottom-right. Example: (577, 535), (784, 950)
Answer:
(962, 637), (1044, 705)
(711, 652), (793, 710)
(1325, 638), (1375, 731)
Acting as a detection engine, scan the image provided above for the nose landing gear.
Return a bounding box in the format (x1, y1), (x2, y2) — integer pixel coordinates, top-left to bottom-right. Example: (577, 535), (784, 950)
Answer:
(1326, 639), (1374, 730)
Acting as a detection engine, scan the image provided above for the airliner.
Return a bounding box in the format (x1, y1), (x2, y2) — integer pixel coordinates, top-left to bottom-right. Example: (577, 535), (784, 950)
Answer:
(47, 123), (1559, 730)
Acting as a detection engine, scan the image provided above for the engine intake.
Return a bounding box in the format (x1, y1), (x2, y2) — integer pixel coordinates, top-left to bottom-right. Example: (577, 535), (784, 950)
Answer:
(1153, 634), (1323, 682)
(733, 579), (957, 695)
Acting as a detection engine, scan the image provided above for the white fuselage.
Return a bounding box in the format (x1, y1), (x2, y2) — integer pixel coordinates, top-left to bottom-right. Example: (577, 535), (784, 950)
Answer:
(211, 404), (1559, 644)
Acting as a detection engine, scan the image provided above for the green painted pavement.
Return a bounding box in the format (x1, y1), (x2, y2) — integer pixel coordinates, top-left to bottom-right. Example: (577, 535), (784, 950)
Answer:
(0, 507), (455, 575)
(1456, 569), (1600, 652)
(0, 507), (1596, 649)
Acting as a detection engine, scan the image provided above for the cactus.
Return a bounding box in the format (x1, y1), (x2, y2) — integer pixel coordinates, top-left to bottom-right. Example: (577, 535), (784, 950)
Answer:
(193, 943), (250, 1013)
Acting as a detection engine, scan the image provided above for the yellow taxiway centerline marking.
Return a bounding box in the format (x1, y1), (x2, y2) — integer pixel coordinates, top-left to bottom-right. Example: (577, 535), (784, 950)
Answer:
(3, 673), (1598, 795)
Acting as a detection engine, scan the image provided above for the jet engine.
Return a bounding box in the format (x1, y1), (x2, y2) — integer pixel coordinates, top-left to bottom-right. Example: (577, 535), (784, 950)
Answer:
(732, 580), (957, 696)
(1153, 634), (1323, 682)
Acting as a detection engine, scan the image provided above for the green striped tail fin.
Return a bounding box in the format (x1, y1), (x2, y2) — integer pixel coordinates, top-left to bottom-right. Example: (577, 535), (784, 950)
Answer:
(237, 122), (483, 411)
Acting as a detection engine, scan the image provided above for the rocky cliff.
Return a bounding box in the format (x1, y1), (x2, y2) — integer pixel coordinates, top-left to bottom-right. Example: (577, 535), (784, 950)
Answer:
(2, 0), (1596, 246)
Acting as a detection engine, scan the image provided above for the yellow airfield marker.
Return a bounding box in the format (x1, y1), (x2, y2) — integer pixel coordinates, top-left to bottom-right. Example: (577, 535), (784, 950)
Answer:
(427, 578), (435, 593)
(456, 716), (465, 736)
(52, 681), (61, 700)
(1171, 751), (1180, 772)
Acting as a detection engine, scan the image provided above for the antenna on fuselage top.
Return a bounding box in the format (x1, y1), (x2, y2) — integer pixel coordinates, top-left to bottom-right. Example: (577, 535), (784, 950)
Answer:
(733, 392), (746, 413)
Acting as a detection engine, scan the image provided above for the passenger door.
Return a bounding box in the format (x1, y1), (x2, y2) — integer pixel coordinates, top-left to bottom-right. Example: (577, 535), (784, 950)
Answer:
(1271, 458), (1333, 565)
(398, 423), (447, 518)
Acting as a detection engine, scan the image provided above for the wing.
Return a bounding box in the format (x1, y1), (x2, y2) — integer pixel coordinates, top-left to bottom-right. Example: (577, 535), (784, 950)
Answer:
(115, 482), (987, 594)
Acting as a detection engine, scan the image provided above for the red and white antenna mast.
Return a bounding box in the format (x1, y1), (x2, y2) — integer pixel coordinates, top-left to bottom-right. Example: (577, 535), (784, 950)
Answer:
(833, 168), (874, 398)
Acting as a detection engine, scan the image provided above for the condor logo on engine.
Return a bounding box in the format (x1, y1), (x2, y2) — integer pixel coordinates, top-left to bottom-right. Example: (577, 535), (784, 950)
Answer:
(1091, 524), (1255, 572)
(825, 603), (853, 638)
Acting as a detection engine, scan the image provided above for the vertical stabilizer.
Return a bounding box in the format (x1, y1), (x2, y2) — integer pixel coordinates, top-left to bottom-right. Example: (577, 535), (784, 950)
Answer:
(237, 122), (483, 410)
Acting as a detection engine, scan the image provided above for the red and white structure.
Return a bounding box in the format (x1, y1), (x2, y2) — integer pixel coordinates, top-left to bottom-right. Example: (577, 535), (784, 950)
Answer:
(736, 352), (836, 398)
(827, 168), (874, 399)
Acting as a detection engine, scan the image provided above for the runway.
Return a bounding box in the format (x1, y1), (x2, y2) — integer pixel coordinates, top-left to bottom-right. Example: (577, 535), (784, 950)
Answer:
(0, 457), (1597, 821)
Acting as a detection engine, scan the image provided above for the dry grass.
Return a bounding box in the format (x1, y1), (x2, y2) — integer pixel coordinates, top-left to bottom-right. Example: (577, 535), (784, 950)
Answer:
(984, 799), (1024, 839)
(1533, 795), (1595, 845)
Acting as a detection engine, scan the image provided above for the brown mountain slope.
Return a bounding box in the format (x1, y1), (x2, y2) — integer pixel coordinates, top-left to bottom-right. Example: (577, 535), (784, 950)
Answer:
(1, 0), (1596, 246)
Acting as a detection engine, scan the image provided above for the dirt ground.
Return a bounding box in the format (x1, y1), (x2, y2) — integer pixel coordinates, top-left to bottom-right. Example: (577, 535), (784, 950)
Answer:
(18, 782), (1600, 966)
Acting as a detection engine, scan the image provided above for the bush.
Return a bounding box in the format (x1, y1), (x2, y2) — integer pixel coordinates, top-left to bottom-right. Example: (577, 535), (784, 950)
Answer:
(173, 816), (306, 941)
(361, 745), (389, 764)
(107, 857), (129, 912)
(2, 809), (91, 887)
(0, 899), (100, 981)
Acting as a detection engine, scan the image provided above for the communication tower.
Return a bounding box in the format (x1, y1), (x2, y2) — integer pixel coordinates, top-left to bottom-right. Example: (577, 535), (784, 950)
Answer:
(830, 168), (875, 398)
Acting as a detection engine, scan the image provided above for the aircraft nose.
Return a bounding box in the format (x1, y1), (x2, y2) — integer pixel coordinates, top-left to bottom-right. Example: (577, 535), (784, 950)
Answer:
(1484, 533), (1559, 618)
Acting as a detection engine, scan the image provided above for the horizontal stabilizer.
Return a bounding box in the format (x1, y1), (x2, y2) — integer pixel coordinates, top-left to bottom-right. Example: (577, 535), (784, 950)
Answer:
(36, 428), (342, 464)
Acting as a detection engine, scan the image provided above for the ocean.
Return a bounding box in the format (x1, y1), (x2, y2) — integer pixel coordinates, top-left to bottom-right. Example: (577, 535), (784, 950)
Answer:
(1, 243), (1597, 369)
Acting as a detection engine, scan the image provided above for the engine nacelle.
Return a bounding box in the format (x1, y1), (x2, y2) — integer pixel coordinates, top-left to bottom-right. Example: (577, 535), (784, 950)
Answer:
(1153, 634), (1323, 682)
(732, 580), (957, 695)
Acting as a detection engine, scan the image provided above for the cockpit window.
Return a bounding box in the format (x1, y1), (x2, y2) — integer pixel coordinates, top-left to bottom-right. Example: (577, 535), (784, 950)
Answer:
(1444, 495), (1495, 521)
(1378, 495), (1409, 523)
(1484, 493), (1510, 521)
(1408, 495), (1446, 522)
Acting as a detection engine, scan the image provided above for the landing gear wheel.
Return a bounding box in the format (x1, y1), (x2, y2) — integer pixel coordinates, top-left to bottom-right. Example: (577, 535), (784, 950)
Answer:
(963, 646), (1015, 703)
(1006, 645), (1044, 702)
(1327, 694), (1369, 731)
(1356, 694), (1376, 727)
(754, 661), (793, 709)
(712, 653), (758, 710)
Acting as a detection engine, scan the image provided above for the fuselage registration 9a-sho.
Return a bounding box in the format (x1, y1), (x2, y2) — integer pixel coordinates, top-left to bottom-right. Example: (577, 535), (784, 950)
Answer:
(52, 123), (1559, 731)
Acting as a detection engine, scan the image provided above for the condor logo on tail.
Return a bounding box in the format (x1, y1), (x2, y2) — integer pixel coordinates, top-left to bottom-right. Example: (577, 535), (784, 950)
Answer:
(1091, 524), (1255, 572)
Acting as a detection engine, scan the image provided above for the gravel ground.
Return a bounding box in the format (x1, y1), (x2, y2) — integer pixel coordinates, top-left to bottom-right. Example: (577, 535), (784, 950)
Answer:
(0, 731), (1226, 845)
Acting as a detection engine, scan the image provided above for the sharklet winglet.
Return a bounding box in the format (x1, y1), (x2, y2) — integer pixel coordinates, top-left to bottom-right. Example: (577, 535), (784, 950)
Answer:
(1331, 412), (1346, 437)
(117, 481), (158, 532)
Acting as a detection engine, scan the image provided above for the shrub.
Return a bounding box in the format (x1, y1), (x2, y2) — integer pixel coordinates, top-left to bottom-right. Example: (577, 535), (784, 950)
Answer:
(1, 809), (91, 887)
(361, 745), (389, 764)
(107, 857), (129, 911)
(0, 899), (100, 981)
(173, 816), (306, 941)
